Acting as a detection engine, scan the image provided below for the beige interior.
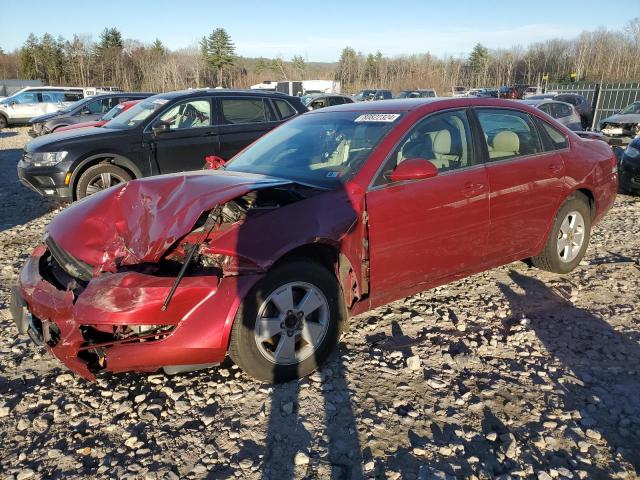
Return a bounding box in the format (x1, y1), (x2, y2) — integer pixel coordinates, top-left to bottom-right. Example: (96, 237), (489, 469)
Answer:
(489, 131), (520, 159)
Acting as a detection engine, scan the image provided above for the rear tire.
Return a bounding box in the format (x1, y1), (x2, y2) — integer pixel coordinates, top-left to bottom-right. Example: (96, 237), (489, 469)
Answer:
(228, 261), (346, 383)
(75, 163), (132, 200)
(530, 193), (591, 274)
(0, 114), (7, 129)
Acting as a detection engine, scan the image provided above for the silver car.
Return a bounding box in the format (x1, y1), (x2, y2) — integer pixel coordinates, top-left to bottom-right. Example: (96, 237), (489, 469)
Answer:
(520, 99), (582, 131)
(0, 87), (84, 128)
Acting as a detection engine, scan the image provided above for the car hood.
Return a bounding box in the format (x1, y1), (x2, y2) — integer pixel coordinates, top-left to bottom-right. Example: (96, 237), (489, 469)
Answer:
(25, 126), (127, 152)
(58, 121), (103, 131)
(600, 113), (640, 125)
(46, 171), (296, 273)
(30, 111), (63, 123)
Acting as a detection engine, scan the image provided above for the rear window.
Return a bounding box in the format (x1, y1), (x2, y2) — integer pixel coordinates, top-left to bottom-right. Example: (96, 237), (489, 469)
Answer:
(273, 99), (297, 119)
(221, 98), (273, 124)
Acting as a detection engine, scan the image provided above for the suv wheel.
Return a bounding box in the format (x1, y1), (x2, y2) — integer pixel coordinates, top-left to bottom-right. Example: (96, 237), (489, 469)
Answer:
(530, 193), (592, 274)
(0, 114), (7, 129)
(75, 163), (132, 199)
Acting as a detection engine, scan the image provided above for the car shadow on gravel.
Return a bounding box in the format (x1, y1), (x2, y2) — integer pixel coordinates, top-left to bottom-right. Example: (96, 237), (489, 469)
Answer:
(499, 270), (640, 476)
(0, 131), (18, 139)
(0, 147), (56, 231)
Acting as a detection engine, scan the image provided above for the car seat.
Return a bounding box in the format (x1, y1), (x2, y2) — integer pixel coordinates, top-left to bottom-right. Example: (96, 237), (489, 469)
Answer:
(490, 131), (520, 159)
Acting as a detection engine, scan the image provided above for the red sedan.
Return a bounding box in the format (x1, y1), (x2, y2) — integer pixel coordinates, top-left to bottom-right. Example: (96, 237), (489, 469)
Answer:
(55, 100), (141, 133)
(10, 98), (617, 383)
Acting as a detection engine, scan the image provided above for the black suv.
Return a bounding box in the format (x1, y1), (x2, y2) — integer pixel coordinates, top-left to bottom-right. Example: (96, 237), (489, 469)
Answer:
(29, 92), (155, 136)
(18, 89), (307, 201)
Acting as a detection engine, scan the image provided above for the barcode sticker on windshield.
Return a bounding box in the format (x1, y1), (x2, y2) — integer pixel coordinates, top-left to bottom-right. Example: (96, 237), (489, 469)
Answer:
(354, 113), (400, 123)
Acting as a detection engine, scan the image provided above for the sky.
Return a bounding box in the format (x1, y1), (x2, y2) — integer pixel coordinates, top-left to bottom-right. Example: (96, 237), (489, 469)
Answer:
(0, 0), (632, 62)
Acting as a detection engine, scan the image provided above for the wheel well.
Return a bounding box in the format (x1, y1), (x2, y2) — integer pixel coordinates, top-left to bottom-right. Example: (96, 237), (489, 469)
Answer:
(574, 188), (596, 219)
(71, 156), (137, 200)
(274, 243), (339, 274)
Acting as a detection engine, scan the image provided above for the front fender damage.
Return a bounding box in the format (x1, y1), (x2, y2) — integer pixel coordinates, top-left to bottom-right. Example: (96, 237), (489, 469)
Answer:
(20, 172), (367, 379)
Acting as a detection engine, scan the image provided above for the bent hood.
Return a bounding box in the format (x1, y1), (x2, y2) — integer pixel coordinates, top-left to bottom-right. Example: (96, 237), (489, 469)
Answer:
(30, 111), (63, 123)
(46, 171), (294, 273)
(600, 113), (640, 125)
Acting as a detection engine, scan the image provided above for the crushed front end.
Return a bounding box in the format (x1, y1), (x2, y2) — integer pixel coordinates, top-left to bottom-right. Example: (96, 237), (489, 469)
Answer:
(11, 238), (243, 380)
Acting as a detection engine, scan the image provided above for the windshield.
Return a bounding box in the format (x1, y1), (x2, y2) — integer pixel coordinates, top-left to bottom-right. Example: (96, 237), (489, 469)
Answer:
(396, 91), (410, 98)
(300, 95), (318, 106)
(104, 97), (169, 129)
(225, 111), (400, 188)
(101, 103), (129, 121)
(60, 98), (87, 113)
(354, 90), (374, 100)
(620, 102), (640, 115)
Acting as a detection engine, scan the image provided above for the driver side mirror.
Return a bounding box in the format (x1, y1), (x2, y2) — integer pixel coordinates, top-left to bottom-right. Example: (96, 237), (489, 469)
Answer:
(152, 122), (170, 136)
(390, 158), (438, 182)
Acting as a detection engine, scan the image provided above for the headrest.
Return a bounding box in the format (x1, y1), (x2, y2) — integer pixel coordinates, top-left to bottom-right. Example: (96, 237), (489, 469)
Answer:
(493, 131), (519, 153)
(433, 130), (451, 154)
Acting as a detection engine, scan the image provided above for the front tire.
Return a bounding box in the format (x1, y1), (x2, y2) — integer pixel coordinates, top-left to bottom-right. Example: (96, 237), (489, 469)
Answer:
(0, 114), (8, 129)
(228, 261), (346, 383)
(75, 163), (132, 200)
(530, 193), (592, 274)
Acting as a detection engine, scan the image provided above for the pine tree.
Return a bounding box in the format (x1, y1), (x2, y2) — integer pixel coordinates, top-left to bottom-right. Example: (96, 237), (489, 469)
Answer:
(201, 28), (235, 87)
(468, 43), (489, 71)
(151, 38), (166, 56)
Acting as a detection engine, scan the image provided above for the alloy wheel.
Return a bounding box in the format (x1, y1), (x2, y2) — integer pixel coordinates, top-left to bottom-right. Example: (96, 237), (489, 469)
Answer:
(85, 171), (127, 196)
(557, 210), (586, 263)
(254, 281), (330, 365)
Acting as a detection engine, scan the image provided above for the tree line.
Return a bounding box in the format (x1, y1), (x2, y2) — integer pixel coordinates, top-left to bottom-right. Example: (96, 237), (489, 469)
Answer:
(0, 20), (638, 95)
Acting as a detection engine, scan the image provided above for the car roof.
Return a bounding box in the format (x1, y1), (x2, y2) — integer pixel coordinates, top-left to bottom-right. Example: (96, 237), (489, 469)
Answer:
(152, 89), (297, 100)
(311, 97), (531, 113)
(521, 99), (574, 108)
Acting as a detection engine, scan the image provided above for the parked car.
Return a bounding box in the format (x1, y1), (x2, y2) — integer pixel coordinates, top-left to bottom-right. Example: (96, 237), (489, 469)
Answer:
(553, 93), (593, 129)
(396, 89), (437, 99)
(301, 93), (354, 110)
(55, 100), (142, 133)
(520, 99), (582, 131)
(29, 92), (155, 137)
(29, 93), (154, 137)
(10, 97), (617, 383)
(467, 88), (498, 98)
(18, 89), (307, 201)
(451, 86), (468, 97)
(618, 135), (640, 194)
(0, 87), (84, 129)
(499, 85), (529, 100)
(353, 89), (392, 101)
(598, 101), (640, 142)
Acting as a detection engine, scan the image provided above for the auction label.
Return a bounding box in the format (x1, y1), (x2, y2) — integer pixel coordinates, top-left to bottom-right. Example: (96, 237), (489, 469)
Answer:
(354, 113), (401, 122)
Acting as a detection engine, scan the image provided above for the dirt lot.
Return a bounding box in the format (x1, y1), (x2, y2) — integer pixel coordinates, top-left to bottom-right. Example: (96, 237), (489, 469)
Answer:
(0, 126), (639, 480)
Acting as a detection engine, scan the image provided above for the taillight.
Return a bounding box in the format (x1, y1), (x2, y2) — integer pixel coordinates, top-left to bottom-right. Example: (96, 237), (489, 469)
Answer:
(611, 151), (618, 174)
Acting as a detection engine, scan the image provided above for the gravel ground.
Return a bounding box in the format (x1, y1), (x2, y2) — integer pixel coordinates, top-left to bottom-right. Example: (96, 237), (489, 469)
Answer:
(0, 126), (639, 480)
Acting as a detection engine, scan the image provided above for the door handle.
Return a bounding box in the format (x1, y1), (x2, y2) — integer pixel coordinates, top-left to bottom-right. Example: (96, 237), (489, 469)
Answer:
(462, 182), (484, 194)
(549, 164), (563, 175)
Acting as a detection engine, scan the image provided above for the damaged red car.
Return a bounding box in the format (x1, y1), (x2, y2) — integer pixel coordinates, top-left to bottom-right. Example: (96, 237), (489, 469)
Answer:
(10, 98), (618, 383)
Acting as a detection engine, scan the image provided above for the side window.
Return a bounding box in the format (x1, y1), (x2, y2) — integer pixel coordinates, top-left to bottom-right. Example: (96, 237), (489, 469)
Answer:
(221, 98), (271, 124)
(84, 99), (104, 114)
(539, 120), (569, 150)
(14, 92), (39, 104)
(274, 99), (297, 119)
(556, 103), (571, 118)
(157, 99), (211, 130)
(538, 104), (551, 115)
(476, 108), (543, 161)
(64, 92), (83, 102)
(309, 98), (327, 110)
(328, 97), (344, 106)
(376, 109), (473, 185)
